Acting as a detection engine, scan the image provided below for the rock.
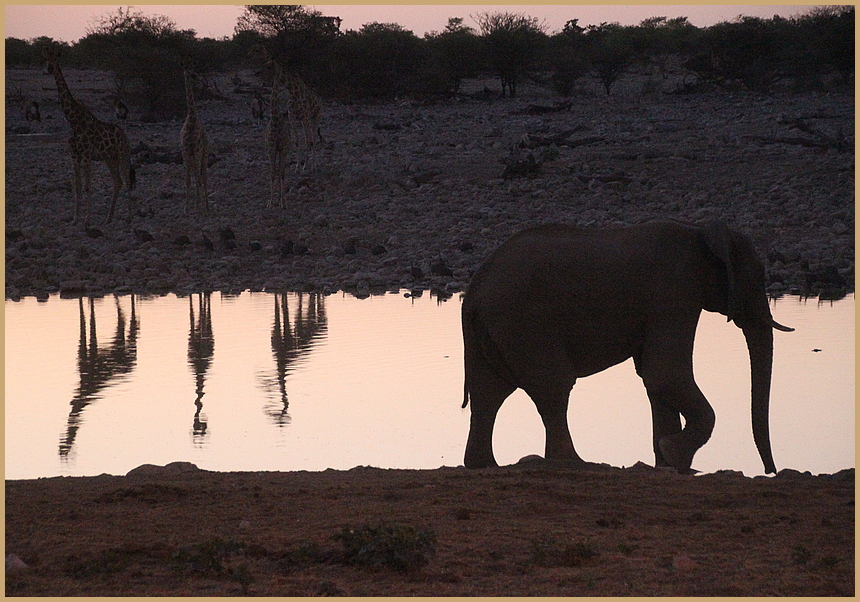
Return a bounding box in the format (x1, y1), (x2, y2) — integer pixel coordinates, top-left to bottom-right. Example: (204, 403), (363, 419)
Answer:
(6, 553), (28, 571)
(126, 461), (201, 477)
(672, 555), (698, 571)
(776, 468), (814, 480)
(626, 461), (655, 473)
(517, 454), (544, 464)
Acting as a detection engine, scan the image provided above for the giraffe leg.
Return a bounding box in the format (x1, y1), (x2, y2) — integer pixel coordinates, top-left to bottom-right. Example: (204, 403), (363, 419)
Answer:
(199, 156), (209, 214)
(278, 161), (286, 209)
(184, 164), (193, 214)
(71, 159), (84, 224)
(81, 158), (94, 224)
(122, 157), (137, 220)
(104, 159), (123, 223)
(304, 121), (318, 172)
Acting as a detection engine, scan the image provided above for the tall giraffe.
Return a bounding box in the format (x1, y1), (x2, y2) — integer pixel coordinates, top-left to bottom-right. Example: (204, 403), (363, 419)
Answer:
(43, 46), (136, 224)
(280, 69), (322, 173)
(265, 58), (292, 209)
(179, 58), (209, 214)
(249, 44), (321, 173)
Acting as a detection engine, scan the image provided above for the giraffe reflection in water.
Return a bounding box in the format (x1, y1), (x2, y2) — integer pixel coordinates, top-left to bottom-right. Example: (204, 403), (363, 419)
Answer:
(263, 292), (328, 425)
(59, 295), (139, 458)
(188, 293), (213, 444)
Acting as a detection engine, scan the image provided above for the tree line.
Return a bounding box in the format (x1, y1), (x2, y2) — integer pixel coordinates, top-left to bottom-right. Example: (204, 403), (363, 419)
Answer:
(6, 5), (854, 118)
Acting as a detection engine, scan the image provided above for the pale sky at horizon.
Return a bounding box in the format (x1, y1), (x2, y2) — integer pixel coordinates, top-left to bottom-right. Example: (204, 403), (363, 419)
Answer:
(5, 4), (813, 43)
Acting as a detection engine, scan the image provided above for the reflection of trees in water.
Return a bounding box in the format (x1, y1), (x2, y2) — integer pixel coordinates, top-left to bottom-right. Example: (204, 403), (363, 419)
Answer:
(59, 295), (139, 459)
(262, 292), (328, 426)
(188, 293), (213, 445)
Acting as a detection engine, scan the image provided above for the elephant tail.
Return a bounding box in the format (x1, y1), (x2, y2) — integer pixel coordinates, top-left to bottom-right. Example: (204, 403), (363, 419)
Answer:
(461, 306), (517, 409)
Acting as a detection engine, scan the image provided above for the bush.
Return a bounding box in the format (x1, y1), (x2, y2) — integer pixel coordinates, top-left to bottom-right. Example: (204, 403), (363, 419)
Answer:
(330, 23), (429, 99)
(75, 8), (195, 120)
(334, 523), (436, 572)
(531, 536), (599, 567)
(424, 18), (486, 93)
(475, 11), (549, 98)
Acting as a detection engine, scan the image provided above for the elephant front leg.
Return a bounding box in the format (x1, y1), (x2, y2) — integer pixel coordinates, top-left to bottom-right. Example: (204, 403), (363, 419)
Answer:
(530, 385), (584, 464)
(644, 379), (715, 472)
(649, 401), (682, 467)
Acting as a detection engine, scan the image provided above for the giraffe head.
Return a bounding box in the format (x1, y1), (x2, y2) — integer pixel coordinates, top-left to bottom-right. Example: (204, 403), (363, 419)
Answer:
(246, 42), (273, 66)
(178, 55), (196, 74)
(43, 44), (63, 76)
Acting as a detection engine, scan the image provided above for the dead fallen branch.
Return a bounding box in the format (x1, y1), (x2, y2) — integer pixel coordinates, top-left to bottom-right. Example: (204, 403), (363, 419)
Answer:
(519, 129), (603, 150)
(512, 101), (573, 115)
(747, 117), (851, 152)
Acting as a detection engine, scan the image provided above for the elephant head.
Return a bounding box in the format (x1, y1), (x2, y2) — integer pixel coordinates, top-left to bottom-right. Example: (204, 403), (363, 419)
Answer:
(702, 221), (793, 474)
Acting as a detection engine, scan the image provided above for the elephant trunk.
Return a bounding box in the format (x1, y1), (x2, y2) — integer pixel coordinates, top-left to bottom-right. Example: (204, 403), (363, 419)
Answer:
(742, 324), (777, 474)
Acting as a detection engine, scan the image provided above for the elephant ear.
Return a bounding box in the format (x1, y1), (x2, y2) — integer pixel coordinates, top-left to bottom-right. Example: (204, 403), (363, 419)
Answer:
(702, 220), (737, 323)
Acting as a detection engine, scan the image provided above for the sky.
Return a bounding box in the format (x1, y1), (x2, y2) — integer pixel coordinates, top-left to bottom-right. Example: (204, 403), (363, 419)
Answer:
(4, 4), (814, 42)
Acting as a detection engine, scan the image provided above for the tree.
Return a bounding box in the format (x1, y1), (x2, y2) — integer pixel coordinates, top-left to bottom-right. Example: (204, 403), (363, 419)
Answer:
(474, 11), (548, 97)
(424, 17), (484, 92)
(546, 19), (589, 96)
(331, 23), (427, 99)
(700, 16), (793, 93)
(636, 16), (697, 79)
(585, 23), (638, 96)
(5, 37), (39, 67)
(236, 5), (342, 91)
(790, 6), (854, 87)
(236, 5), (341, 39)
(77, 7), (196, 119)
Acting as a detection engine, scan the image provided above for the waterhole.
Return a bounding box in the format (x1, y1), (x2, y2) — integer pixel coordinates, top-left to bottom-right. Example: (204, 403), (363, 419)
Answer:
(5, 291), (854, 479)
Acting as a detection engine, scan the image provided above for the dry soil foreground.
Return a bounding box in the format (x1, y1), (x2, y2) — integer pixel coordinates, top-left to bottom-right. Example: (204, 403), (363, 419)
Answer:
(5, 463), (855, 596)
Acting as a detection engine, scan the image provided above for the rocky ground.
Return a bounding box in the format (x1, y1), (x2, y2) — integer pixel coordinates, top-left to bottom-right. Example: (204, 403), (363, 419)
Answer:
(5, 462), (855, 596)
(5, 67), (855, 301)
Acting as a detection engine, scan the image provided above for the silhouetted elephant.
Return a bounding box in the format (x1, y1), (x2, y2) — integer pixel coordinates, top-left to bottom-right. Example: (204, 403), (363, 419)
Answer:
(461, 220), (793, 474)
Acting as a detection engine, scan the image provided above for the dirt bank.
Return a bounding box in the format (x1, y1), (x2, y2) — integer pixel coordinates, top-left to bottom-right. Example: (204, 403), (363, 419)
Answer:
(5, 462), (854, 596)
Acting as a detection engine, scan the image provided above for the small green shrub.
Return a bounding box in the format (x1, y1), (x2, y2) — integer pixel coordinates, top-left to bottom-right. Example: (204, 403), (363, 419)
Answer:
(791, 544), (812, 565)
(532, 536), (598, 568)
(334, 523), (436, 572)
(173, 538), (250, 574)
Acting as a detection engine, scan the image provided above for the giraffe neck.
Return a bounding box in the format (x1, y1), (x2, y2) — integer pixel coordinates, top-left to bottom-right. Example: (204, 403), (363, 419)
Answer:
(50, 64), (92, 126)
(281, 72), (307, 98)
(269, 64), (284, 123)
(183, 70), (198, 118)
(280, 71), (319, 118)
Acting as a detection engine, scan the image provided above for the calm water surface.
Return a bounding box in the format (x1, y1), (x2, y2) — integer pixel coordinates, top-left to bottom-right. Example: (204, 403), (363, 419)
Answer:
(5, 291), (854, 480)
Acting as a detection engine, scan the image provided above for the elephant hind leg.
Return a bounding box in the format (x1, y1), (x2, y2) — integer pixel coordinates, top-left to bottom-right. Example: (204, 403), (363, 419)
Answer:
(463, 365), (516, 469)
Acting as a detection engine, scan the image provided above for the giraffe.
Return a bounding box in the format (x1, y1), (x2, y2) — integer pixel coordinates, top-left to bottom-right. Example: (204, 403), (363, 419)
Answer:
(179, 58), (209, 214)
(249, 43), (321, 173)
(280, 69), (322, 173)
(265, 58), (292, 209)
(43, 46), (136, 224)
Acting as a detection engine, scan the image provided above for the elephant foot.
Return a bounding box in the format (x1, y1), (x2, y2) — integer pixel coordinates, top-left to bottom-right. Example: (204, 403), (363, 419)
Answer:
(658, 435), (696, 472)
(463, 451), (499, 469)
